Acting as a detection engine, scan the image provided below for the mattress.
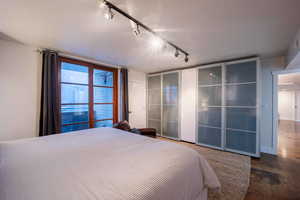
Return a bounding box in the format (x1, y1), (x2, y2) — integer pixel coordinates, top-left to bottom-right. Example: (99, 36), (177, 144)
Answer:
(0, 127), (220, 200)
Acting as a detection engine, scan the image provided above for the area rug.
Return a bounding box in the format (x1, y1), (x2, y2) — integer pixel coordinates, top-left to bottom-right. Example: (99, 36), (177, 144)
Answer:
(159, 138), (251, 200)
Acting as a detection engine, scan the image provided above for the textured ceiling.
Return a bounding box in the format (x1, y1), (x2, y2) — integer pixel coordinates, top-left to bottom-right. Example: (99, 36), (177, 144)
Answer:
(279, 73), (300, 85)
(0, 0), (300, 72)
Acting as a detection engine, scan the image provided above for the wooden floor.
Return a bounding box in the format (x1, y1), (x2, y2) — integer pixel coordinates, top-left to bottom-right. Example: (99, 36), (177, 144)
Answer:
(245, 120), (300, 200)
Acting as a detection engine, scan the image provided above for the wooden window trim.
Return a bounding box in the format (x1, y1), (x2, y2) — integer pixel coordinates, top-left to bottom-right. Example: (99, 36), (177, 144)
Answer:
(58, 57), (118, 132)
(61, 82), (89, 86)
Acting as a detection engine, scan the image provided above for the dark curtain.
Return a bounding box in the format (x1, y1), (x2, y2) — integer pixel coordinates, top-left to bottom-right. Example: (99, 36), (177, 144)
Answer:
(39, 50), (60, 136)
(121, 68), (129, 121)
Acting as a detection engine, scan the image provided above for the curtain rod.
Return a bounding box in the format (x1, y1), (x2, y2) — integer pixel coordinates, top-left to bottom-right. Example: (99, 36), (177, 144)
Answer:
(149, 55), (258, 74)
(35, 48), (122, 69)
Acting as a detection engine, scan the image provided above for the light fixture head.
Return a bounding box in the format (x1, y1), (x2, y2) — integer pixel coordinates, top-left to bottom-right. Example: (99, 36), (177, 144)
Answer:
(97, 0), (107, 8)
(184, 54), (189, 63)
(149, 36), (164, 50)
(104, 7), (114, 20)
(133, 24), (141, 37)
(174, 48), (180, 58)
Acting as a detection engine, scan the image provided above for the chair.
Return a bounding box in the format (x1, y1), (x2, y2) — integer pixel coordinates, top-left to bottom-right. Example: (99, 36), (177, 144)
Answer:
(113, 121), (156, 138)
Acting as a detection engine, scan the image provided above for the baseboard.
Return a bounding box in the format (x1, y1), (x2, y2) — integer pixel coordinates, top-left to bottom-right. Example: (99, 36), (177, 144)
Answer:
(279, 118), (296, 121)
(260, 146), (276, 155)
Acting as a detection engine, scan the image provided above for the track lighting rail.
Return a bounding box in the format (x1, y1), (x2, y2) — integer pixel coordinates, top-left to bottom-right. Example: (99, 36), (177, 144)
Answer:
(101, 0), (190, 61)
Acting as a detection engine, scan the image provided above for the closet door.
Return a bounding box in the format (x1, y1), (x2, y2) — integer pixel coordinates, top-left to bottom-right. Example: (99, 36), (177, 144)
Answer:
(197, 66), (223, 148)
(225, 60), (259, 156)
(162, 72), (180, 139)
(147, 75), (162, 135)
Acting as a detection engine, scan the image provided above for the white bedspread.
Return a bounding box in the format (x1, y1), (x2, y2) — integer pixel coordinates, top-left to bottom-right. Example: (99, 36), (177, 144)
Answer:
(0, 128), (220, 200)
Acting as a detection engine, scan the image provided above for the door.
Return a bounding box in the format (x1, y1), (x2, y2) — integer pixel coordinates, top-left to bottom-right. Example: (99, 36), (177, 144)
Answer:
(128, 71), (147, 128)
(224, 60), (258, 156)
(162, 72), (180, 139)
(147, 75), (162, 134)
(181, 69), (197, 143)
(197, 65), (223, 148)
(278, 91), (295, 121)
(196, 59), (260, 157)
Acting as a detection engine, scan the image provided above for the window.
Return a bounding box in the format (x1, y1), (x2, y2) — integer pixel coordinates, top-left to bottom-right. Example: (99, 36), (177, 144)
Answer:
(58, 57), (118, 133)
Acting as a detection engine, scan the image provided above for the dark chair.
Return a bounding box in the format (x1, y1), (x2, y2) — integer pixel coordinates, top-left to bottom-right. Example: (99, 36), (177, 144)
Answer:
(113, 121), (157, 138)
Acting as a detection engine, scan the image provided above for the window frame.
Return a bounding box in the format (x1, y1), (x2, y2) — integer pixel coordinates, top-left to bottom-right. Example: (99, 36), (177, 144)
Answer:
(58, 57), (118, 132)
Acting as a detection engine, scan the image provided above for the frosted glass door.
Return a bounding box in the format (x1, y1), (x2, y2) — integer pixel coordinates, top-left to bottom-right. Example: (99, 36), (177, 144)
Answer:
(162, 73), (179, 139)
(197, 66), (222, 148)
(147, 75), (161, 134)
(225, 61), (258, 155)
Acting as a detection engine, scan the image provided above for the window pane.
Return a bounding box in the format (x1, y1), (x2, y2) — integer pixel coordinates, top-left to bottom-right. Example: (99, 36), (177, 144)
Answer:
(198, 86), (222, 106)
(163, 73), (178, 88)
(94, 69), (113, 86)
(226, 130), (256, 154)
(61, 62), (88, 84)
(61, 123), (89, 133)
(198, 107), (222, 128)
(148, 89), (161, 105)
(148, 105), (161, 120)
(198, 126), (222, 147)
(148, 76), (161, 89)
(226, 84), (256, 107)
(94, 104), (113, 120)
(94, 87), (113, 103)
(163, 88), (178, 105)
(61, 84), (88, 104)
(226, 108), (256, 131)
(61, 105), (89, 125)
(95, 120), (113, 128)
(226, 61), (256, 84)
(163, 121), (178, 139)
(163, 105), (178, 122)
(198, 66), (222, 85)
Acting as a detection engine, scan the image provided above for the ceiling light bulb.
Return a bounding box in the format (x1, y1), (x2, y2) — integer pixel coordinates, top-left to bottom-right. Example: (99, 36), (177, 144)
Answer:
(175, 49), (180, 57)
(150, 36), (164, 50)
(184, 55), (189, 63)
(98, 0), (107, 8)
(104, 7), (114, 20)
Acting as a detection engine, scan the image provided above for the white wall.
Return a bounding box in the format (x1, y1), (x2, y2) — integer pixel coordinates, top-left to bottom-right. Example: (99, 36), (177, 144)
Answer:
(260, 57), (285, 154)
(128, 69), (147, 128)
(278, 91), (295, 121)
(296, 91), (300, 121)
(287, 28), (300, 68)
(0, 39), (41, 141)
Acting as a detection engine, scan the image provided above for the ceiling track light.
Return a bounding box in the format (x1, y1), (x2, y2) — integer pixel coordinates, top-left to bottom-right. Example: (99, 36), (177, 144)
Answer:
(98, 0), (190, 62)
(175, 48), (180, 58)
(104, 6), (114, 20)
(184, 54), (189, 63)
(133, 23), (141, 36)
(97, 0), (107, 8)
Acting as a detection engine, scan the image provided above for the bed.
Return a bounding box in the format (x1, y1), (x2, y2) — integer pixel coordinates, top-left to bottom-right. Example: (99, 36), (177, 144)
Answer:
(0, 127), (220, 200)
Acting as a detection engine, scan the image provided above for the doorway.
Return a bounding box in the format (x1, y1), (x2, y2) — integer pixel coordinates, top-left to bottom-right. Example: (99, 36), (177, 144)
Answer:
(275, 72), (300, 158)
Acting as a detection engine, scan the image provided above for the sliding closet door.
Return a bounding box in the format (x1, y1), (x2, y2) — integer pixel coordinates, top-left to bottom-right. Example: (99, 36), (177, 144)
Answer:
(225, 60), (258, 156)
(162, 72), (180, 139)
(197, 66), (223, 148)
(147, 75), (162, 134)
